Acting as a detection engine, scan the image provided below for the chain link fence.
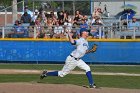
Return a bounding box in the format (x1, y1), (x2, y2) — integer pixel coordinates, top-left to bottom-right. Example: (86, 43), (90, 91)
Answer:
(25, 0), (91, 15)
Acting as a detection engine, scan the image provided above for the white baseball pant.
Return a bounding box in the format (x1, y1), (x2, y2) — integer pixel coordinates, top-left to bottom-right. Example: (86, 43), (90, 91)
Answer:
(58, 55), (91, 77)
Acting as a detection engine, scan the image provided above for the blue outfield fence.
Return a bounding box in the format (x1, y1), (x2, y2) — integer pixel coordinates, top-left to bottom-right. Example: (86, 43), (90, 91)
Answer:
(0, 39), (140, 64)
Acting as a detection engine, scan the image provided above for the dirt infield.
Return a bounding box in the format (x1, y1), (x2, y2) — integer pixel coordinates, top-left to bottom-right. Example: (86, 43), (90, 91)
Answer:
(0, 83), (140, 93)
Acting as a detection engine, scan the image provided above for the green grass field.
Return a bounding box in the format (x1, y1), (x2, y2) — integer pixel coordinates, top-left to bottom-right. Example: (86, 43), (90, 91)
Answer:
(0, 63), (140, 89)
(0, 64), (140, 74)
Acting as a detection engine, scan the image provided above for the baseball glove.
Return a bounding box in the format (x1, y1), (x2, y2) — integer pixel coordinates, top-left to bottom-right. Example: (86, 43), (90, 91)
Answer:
(91, 44), (98, 52)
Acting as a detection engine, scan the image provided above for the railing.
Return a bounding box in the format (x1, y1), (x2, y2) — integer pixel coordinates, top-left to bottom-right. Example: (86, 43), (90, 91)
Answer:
(0, 24), (140, 39)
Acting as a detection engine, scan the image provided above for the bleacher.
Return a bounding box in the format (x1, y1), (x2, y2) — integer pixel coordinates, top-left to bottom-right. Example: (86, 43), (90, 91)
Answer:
(0, 23), (30, 38)
(0, 0), (140, 39)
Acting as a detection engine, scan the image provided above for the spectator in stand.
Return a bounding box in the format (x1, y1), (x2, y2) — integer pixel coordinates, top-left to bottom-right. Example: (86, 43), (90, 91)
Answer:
(35, 17), (49, 38)
(21, 11), (32, 23)
(53, 21), (65, 38)
(83, 15), (90, 25)
(73, 10), (83, 26)
(76, 19), (88, 38)
(80, 19), (88, 29)
(92, 7), (103, 19)
(30, 9), (39, 26)
(74, 10), (83, 21)
(35, 17), (46, 38)
(7, 20), (19, 38)
(97, 7), (103, 17)
(36, 30), (46, 38)
(64, 19), (73, 38)
(45, 18), (54, 38)
(58, 19), (64, 26)
(64, 20), (73, 31)
(12, 21), (27, 38)
(128, 17), (140, 31)
(57, 11), (64, 21)
(90, 26), (98, 39)
(35, 17), (41, 31)
(91, 18), (103, 38)
(63, 11), (69, 22)
(50, 11), (57, 24)
(50, 11), (55, 18)
(24, 6), (33, 17)
(91, 16), (102, 25)
(37, 8), (47, 25)
(92, 18), (103, 26)
(32, 9), (39, 23)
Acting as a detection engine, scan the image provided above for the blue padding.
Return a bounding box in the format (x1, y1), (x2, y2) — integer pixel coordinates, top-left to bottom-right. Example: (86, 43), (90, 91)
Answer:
(0, 40), (140, 64)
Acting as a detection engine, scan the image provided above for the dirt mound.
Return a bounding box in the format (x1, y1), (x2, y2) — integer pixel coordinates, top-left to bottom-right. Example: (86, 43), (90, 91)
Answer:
(0, 83), (140, 93)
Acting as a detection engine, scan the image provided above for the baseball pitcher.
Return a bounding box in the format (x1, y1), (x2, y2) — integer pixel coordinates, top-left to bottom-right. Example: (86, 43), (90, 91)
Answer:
(40, 28), (97, 88)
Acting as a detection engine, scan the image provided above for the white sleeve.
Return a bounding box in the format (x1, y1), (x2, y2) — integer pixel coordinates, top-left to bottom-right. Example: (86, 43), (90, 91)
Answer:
(75, 39), (81, 46)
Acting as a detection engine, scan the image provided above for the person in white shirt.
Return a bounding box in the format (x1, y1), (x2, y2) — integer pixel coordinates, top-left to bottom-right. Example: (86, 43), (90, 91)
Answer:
(64, 20), (73, 38)
(40, 28), (97, 88)
(128, 17), (140, 31)
(53, 22), (64, 38)
(32, 9), (39, 22)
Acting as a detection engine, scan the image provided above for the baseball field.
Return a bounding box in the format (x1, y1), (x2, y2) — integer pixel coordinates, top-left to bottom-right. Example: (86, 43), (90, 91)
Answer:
(0, 64), (140, 93)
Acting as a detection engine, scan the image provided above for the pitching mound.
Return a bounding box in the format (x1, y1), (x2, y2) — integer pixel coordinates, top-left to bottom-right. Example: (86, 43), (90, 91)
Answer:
(0, 83), (139, 93)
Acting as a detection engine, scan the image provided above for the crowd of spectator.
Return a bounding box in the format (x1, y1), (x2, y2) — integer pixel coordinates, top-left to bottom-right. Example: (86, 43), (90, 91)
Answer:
(8, 6), (106, 39)
(7, 6), (140, 39)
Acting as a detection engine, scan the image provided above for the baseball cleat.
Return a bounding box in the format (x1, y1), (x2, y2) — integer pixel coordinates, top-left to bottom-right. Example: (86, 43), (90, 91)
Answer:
(89, 84), (97, 88)
(83, 84), (99, 89)
(40, 70), (47, 80)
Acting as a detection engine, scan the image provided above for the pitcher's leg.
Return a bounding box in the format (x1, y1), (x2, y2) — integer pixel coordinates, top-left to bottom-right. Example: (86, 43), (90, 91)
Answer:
(40, 70), (59, 79)
(77, 60), (95, 87)
(40, 56), (77, 79)
(76, 59), (91, 72)
(58, 56), (77, 77)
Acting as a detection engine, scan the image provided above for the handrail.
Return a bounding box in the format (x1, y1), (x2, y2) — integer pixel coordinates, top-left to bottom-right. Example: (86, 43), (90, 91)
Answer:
(0, 25), (139, 39)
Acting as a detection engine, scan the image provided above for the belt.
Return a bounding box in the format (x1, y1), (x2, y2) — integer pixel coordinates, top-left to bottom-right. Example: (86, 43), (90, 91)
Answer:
(70, 55), (80, 61)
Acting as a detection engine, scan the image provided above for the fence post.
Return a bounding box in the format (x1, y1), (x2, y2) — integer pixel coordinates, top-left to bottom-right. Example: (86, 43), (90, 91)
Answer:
(22, 0), (24, 12)
(5, 10), (7, 26)
(99, 27), (102, 39)
(102, 26), (105, 38)
(34, 26), (37, 38)
(2, 27), (5, 38)
(119, 16), (122, 32)
(110, 23), (113, 38)
(72, 1), (75, 16)
(133, 27), (136, 39)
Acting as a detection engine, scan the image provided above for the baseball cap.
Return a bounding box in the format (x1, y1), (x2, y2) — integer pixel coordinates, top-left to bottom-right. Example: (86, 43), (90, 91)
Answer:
(80, 28), (88, 33)
(35, 9), (38, 12)
(132, 17), (136, 19)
